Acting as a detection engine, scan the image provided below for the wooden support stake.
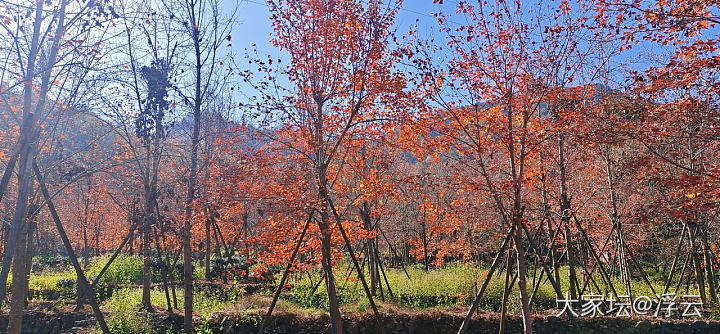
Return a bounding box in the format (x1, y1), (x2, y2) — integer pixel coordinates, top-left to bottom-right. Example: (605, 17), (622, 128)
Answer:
(153, 226), (173, 314)
(34, 161), (110, 334)
(327, 197), (387, 334)
(457, 227), (514, 334)
(571, 213), (617, 297)
(378, 225), (411, 280)
(663, 223), (687, 295)
(258, 213), (313, 334)
(376, 249), (394, 297)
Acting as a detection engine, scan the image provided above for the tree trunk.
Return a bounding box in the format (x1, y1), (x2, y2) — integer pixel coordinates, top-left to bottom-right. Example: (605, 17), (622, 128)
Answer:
(183, 16), (204, 333)
(361, 206), (378, 296)
(499, 248), (513, 334)
(564, 219), (578, 300)
(457, 227), (514, 334)
(205, 218), (211, 280)
(0, 0), (45, 306)
(514, 217), (532, 334)
(421, 220), (429, 272)
(558, 132), (578, 301)
(688, 224), (707, 305)
(7, 217), (32, 333)
(141, 211), (153, 311)
(320, 213), (343, 334)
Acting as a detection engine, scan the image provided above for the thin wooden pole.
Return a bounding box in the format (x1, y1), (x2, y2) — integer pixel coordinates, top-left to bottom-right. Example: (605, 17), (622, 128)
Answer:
(327, 197), (387, 334)
(529, 267), (545, 304)
(377, 225), (411, 280)
(457, 227), (514, 334)
(75, 221), (137, 311)
(258, 213), (313, 334)
(519, 223), (581, 334)
(571, 213), (617, 297)
(499, 247), (512, 334)
(34, 161), (110, 334)
(663, 223), (687, 295)
(688, 224), (707, 305)
(376, 249), (393, 297)
(579, 224), (616, 293)
(674, 252), (692, 295)
(620, 235), (658, 297)
(153, 226), (173, 314)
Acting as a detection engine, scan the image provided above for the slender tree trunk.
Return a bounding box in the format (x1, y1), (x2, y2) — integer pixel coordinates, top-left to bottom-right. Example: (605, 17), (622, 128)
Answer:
(152, 227), (173, 314)
(7, 216), (32, 333)
(183, 12), (204, 331)
(564, 219), (577, 299)
(82, 187), (91, 268)
(205, 218), (211, 280)
(82, 224), (89, 267)
(699, 225), (717, 303)
(361, 207), (378, 296)
(326, 197), (386, 334)
(514, 217), (532, 334)
(688, 224), (707, 306)
(558, 132), (578, 302)
(320, 212), (342, 334)
(0, 0), (45, 306)
(23, 221), (34, 302)
(141, 211), (153, 311)
(421, 220), (429, 272)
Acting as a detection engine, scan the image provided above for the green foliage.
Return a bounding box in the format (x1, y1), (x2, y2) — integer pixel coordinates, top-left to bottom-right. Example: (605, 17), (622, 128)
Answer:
(101, 283), (244, 333)
(103, 288), (163, 334)
(284, 263), (485, 310)
(281, 263), (670, 313)
(87, 255), (145, 285)
(23, 255), (695, 332)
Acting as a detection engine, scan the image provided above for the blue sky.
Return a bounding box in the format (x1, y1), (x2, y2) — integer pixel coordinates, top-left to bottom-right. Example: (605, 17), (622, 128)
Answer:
(223, 0), (717, 110)
(229, 0), (458, 58)
(223, 0), (463, 117)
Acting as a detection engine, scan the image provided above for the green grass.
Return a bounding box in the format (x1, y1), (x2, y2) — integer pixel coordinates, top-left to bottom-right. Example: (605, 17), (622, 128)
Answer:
(87, 254), (144, 285)
(103, 288), (163, 334)
(280, 263), (683, 314)
(27, 255), (145, 289)
(102, 285), (245, 333)
(20, 254), (711, 333)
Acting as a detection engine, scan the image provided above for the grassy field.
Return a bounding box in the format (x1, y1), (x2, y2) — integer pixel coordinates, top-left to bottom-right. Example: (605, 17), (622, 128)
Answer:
(16, 255), (700, 333)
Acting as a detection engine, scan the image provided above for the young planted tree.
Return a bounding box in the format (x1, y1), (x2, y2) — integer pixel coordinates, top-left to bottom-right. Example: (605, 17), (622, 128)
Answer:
(244, 1), (405, 332)
(407, 1), (607, 332)
(595, 0), (720, 304)
(0, 0), (114, 331)
(160, 0), (235, 327)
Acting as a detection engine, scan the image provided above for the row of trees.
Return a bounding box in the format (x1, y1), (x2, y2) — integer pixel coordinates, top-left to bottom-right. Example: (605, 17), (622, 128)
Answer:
(0, 0), (233, 332)
(0, 0), (718, 333)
